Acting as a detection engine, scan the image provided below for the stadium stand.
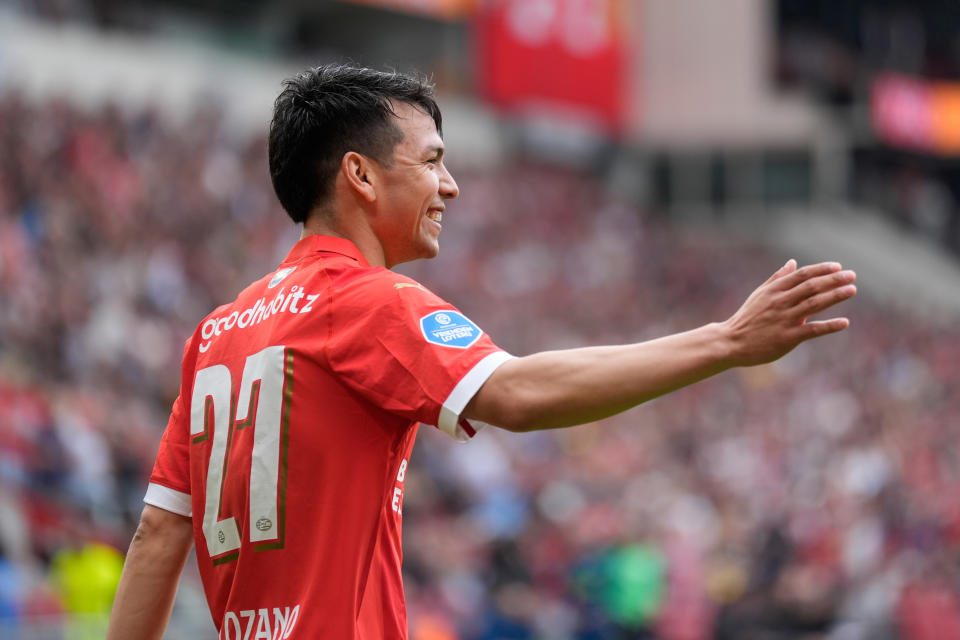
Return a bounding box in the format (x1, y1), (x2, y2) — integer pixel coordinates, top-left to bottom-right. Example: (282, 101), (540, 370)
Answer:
(1, 2), (959, 639)
(1, 91), (959, 638)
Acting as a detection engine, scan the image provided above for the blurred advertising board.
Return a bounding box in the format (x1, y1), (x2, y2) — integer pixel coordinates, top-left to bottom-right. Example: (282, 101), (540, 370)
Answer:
(338, 0), (478, 20)
(476, 0), (631, 134)
(871, 73), (960, 155)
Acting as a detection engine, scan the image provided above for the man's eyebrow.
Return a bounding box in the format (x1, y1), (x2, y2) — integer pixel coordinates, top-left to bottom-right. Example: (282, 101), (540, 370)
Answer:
(425, 145), (445, 158)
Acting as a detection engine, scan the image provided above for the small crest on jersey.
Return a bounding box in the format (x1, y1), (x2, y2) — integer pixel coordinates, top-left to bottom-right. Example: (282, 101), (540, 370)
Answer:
(420, 310), (482, 349)
(268, 266), (296, 289)
(255, 517), (273, 532)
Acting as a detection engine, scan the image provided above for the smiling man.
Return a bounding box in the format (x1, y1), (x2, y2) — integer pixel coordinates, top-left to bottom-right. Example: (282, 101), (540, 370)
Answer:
(107, 64), (856, 640)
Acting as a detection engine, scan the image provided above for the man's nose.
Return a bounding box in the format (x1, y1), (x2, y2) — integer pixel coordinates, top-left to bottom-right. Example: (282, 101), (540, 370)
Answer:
(440, 164), (459, 199)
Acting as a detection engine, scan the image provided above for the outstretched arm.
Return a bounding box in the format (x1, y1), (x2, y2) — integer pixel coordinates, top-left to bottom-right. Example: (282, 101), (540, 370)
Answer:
(107, 504), (194, 640)
(465, 260), (856, 432)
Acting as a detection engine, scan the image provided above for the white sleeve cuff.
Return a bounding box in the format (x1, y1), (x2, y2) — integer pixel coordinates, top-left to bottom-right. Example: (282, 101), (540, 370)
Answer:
(436, 351), (514, 441)
(144, 482), (192, 517)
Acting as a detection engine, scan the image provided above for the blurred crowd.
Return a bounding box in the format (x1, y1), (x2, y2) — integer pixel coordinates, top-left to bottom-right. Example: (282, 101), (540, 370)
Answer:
(1, 90), (959, 640)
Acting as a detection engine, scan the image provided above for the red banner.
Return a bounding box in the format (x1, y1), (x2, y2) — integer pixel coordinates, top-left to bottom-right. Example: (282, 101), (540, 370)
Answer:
(476, 0), (630, 133)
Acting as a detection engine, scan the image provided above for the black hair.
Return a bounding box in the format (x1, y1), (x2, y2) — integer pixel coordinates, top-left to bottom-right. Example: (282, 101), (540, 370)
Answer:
(268, 63), (442, 224)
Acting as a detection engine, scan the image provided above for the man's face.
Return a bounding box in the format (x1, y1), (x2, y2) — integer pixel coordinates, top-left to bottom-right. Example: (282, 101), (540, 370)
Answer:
(370, 102), (459, 267)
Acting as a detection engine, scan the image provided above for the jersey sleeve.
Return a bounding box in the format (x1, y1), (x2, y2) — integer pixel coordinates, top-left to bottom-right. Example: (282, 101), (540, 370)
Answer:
(143, 332), (198, 517)
(143, 392), (192, 516)
(325, 274), (513, 440)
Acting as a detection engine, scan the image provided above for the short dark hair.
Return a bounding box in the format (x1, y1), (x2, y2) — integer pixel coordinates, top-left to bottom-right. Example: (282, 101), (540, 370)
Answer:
(268, 64), (443, 224)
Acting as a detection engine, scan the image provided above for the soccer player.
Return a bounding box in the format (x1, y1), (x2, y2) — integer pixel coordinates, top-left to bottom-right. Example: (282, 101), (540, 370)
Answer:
(106, 64), (857, 640)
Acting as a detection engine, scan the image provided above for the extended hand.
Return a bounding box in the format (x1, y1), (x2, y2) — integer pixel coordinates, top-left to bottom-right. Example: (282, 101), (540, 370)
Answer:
(468, 259), (858, 432)
(722, 259), (857, 367)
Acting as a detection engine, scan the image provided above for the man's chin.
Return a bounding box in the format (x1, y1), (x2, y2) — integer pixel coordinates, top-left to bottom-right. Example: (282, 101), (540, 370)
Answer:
(420, 240), (440, 260)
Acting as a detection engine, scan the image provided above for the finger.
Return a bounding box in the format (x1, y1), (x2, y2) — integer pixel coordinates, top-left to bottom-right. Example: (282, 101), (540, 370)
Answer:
(790, 283), (857, 320)
(783, 269), (857, 306)
(764, 258), (797, 285)
(770, 261), (844, 292)
(794, 317), (851, 342)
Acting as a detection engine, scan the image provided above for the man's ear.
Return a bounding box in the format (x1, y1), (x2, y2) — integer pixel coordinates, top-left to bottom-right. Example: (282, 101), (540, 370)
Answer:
(342, 151), (377, 203)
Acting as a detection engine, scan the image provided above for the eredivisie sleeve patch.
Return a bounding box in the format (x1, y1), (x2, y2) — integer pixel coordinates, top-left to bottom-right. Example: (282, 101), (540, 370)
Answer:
(419, 310), (482, 349)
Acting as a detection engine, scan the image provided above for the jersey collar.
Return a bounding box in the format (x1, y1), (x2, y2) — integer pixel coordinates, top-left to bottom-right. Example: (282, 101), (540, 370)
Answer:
(281, 234), (370, 267)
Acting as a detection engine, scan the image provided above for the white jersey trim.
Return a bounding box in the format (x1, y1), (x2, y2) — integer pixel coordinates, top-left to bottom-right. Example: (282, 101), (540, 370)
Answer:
(437, 351), (514, 441)
(144, 482), (193, 518)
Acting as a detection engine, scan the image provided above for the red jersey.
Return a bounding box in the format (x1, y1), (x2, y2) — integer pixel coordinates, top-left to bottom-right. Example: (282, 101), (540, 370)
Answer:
(144, 235), (512, 639)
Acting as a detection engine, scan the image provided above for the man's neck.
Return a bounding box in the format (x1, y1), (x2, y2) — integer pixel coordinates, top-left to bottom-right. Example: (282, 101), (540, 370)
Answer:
(301, 213), (387, 268)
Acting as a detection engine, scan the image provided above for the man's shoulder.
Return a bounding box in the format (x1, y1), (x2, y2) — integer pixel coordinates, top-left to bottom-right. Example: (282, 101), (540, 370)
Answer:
(328, 267), (443, 310)
(197, 272), (274, 326)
